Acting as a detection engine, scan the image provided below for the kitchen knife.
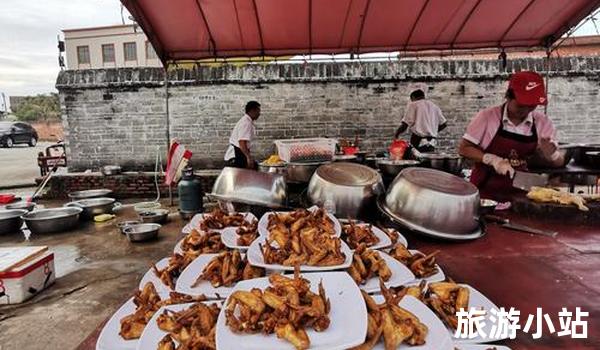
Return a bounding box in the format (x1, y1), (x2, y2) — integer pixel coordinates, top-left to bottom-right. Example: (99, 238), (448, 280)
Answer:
(512, 170), (549, 191)
(484, 215), (558, 238)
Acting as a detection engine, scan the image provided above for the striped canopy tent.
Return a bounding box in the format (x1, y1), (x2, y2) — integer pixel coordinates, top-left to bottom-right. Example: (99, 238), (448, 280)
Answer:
(121, 0), (600, 65)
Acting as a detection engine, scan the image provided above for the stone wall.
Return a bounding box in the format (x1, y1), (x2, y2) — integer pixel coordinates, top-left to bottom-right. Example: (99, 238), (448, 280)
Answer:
(56, 58), (600, 170)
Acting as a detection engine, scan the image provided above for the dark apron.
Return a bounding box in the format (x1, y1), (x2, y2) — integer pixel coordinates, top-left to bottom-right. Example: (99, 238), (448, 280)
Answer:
(470, 105), (538, 201)
(226, 144), (248, 168)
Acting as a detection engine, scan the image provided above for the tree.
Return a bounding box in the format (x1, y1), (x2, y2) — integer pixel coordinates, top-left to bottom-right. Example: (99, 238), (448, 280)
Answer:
(14, 94), (61, 122)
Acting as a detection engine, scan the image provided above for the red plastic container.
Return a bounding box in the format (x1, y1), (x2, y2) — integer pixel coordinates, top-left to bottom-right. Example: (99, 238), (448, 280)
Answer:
(0, 194), (16, 204)
(389, 140), (409, 160)
(342, 146), (359, 155)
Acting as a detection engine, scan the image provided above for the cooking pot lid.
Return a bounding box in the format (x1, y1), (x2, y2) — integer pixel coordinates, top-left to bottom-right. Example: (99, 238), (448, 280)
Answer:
(400, 167), (477, 195)
(315, 162), (380, 186)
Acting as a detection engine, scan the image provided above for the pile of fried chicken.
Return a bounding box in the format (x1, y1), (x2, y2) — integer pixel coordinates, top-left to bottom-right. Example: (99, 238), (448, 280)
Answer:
(426, 281), (470, 330)
(389, 244), (440, 278)
(261, 208), (345, 267)
(236, 220), (259, 246)
(199, 208), (250, 230)
(527, 186), (591, 211)
(342, 220), (381, 249)
(351, 283), (428, 350)
(119, 282), (206, 340)
(225, 270), (330, 350)
(157, 302), (221, 350)
(153, 253), (198, 290)
(192, 250), (264, 288)
(347, 244), (392, 285)
(180, 230), (226, 257)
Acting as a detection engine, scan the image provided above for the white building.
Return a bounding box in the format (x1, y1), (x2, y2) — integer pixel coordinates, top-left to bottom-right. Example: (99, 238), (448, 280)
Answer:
(62, 24), (162, 70)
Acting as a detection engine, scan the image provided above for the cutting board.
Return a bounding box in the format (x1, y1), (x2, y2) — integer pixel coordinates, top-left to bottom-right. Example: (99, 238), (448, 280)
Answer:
(513, 194), (600, 223)
(0, 246), (48, 272)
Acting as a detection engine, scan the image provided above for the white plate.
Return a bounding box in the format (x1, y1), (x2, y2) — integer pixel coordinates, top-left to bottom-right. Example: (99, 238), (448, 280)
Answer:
(182, 212), (257, 234)
(343, 223), (394, 250)
(446, 284), (507, 344)
(216, 271), (367, 350)
(355, 251), (415, 293)
(176, 253), (264, 298)
(257, 209), (342, 238)
(247, 237), (353, 271)
(136, 301), (222, 350)
(453, 344), (511, 350)
(96, 297), (138, 350)
(220, 227), (256, 250)
(407, 249), (446, 284)
(371, 295), (454, 350)
(139, 257), (173, 296)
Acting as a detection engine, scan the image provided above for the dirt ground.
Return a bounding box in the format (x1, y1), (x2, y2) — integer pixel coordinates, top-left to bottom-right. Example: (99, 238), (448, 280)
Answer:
(0, 198), (185, 350)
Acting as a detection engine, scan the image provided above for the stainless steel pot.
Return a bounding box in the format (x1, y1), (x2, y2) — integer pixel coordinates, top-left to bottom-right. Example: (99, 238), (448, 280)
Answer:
(209, 167), (287, 208)
(0, 209), (28, 234)
(124, 223), (161, 242)
(286, 161), (330, 183)
(6, 201), (36, 212)
(419, 153), (463, 174)
(101, 165), (122, 176)
(138, 209), (169, 224)
(308, 162), (384, 219)
(68, 189), (113, 200)
(376, 159), (421, 178)
(65, 197), (120, 220)
(379, 167), (482, 240)
(22, 207), (83, 234)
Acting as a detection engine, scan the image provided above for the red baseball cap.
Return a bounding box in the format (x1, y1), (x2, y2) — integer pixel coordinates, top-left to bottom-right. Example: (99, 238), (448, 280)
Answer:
(508, 71), (547, 106)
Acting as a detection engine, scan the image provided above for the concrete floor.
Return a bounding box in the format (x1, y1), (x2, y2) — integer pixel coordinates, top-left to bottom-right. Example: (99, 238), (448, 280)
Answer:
(0, 198), (185, 350)
(0, 142), (67, 188)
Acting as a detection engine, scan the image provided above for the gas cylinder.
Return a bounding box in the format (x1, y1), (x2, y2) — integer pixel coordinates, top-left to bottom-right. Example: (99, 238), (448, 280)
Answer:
(178, 167), (203, 218)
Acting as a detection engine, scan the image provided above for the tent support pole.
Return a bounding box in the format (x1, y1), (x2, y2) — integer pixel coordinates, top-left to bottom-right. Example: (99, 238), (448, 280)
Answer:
(164, 65), (173, 207)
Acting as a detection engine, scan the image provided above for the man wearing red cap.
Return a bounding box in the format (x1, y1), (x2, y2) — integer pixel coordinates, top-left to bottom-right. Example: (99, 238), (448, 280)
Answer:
(459, 71), (564, 201)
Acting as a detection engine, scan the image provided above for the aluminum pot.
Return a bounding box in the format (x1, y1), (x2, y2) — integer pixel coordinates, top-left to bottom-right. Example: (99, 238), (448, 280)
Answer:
(308, 162), (384, 219)
(138, 209), (169, 224)
(286, 161), (330, 183)
(65, 197), (120, 220)
(419, 153), (463, 174)
(68, 189), (113, 200)
(22, 207), (83, 234)
(209, 167), (287, 208)
(0, 209), (28, 234)
(376, 159), (421, 178)
(6, 201), (36, 212)
(379, 167), (482, 240)
(124, 223), (161, 242)
(101, 165), (122, 176)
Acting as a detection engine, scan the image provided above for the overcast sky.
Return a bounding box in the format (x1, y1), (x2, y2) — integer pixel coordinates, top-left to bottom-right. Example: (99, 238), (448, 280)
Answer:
(0, 1), (598, 99)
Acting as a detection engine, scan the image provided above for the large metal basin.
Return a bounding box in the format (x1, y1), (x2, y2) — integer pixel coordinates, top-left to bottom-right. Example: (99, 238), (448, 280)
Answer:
(286, 161), (330, 183)
(376, 159), (421, 178)
(379, 167), (482, 240)
(0, 209), (28, 235)
(22, 207), (83, 234)
(68, 189), (113, 200)
(308, 162), (384, 219)
(65, 197), (118, 220)
(209, 167), (287, 208)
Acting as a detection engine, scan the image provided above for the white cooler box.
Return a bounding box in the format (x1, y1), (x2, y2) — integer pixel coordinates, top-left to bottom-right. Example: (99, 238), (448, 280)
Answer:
(0, 246), (56, 305)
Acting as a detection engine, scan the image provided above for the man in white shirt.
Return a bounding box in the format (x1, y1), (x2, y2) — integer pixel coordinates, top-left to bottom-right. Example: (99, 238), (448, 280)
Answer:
(394, 89), (447, 152)
(224, 101), (261, 169)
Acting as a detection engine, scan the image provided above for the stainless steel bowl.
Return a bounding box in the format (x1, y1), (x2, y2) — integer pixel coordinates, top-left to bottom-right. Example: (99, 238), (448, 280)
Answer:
(124, 223), (161, 242)
(101, 165), (122, 176)
(138, 209), (169, 224)
(479, 199), (498, 215)
(65, 197), (119, 220)
(117, 220), (141, 235)
(0, 209), (28, 234)
(22, 207), (83, 234)
(209, 167), (287, 208)
(379, 167), (482, 240)
(258, 163), (287, 177)
(6, 201), (36, 212)
(68, 189), (113, 200)
(419, 153), (463, 174)
(286, 161), (330, 183)
(376, 159), (421, 178)
(308, 162), (384, 219)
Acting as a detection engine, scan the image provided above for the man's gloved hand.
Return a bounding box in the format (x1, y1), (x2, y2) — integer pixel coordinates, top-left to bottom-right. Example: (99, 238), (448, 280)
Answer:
(483, 153), (515, 178)
(538, 137), (561, 161)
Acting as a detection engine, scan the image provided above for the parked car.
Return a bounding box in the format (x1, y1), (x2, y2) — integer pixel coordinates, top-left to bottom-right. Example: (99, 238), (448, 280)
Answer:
(0, 121), (38, 148)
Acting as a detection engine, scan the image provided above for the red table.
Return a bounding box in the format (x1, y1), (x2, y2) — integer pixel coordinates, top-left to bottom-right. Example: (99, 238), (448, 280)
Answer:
(77, 212), (600, 350)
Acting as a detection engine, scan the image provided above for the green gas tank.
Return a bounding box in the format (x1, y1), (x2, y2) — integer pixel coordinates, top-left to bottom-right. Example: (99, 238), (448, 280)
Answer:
(178, 167), (203, 219)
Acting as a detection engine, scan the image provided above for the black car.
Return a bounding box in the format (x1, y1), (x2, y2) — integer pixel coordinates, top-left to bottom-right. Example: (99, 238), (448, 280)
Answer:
(0, 121), (38, 148)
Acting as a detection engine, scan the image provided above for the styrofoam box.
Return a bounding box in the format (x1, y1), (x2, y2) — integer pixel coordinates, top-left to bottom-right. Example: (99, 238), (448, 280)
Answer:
(0, 251), (55, 304)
